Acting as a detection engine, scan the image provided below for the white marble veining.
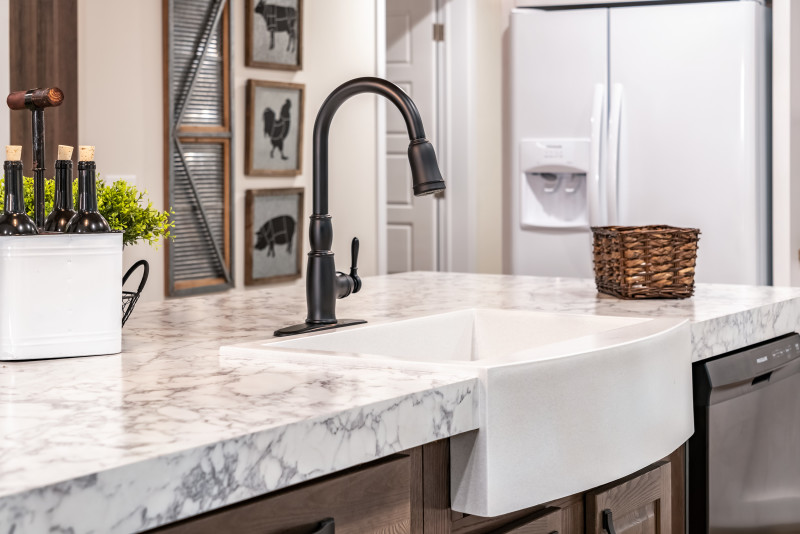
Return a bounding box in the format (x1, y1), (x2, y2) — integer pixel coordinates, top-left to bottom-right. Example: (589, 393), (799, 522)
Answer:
(2, 272), (800, 533)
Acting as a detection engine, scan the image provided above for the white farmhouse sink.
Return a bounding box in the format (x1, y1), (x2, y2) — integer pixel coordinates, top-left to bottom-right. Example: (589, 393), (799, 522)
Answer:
(221, 308), (693, 517)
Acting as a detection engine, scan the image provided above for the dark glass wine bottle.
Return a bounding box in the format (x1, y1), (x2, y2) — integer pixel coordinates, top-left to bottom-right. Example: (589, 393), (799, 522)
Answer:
(44, 159), (77, 232)
(66, 160), (110, 233)
(0, 160), (38, 236)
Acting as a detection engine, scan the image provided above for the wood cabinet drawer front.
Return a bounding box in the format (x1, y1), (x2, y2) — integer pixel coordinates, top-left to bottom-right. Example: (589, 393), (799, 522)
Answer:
(489, 507), (562, 534)
(585, 461), (672, 534)
(449, 493), (584, 534)
(150, 455), (411, 534)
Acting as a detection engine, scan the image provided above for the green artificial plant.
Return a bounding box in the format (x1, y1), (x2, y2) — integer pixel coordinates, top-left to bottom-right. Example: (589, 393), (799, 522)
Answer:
(0, 177), (173, 248)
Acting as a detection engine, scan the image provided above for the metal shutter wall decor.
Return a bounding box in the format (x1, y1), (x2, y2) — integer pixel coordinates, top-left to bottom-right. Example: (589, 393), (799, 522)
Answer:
(165, 0), (234, 296)
(171, 143), (226, 281)
(172, 1), (225, 127)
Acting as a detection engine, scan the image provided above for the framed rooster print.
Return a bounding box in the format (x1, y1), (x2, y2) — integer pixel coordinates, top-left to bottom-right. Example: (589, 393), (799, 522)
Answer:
(246, 80), (304, 176)
(245, 188), (304, 286)
(246, 0), (303, 70)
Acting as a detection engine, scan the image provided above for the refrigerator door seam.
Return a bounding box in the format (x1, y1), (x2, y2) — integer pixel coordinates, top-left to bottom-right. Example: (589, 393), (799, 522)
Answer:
(607, 83), (624, 225)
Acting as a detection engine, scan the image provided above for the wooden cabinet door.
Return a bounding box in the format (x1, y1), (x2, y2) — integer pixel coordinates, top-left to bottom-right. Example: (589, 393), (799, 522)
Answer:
(149, 455), (411, 534)
(585, 461), (671, 534)
(488, 507), (562, 534)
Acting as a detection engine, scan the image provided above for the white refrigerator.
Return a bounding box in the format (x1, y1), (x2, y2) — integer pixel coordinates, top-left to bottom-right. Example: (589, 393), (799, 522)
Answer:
(508, 0), (771, 285)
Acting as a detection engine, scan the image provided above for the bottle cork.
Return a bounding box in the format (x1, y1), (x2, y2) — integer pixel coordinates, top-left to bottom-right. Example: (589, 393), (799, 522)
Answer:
(79, 146), (95, 162)
(57, 145), (74, 161)
(5, 145), (21, 162)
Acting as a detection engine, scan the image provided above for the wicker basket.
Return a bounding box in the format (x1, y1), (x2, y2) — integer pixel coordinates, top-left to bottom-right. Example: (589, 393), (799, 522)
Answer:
(591, 225), (700, 299)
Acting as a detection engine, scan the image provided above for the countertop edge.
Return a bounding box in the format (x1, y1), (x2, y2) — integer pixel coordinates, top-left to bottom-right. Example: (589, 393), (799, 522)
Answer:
(690, 299), (800, 361)
(1, 378), (478, 534)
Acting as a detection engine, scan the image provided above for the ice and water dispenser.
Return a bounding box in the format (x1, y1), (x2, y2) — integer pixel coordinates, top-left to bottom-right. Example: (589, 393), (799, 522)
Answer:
(519, 139), (591, 229)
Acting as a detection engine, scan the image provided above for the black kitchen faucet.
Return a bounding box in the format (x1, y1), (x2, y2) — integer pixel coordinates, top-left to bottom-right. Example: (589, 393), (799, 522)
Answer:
(275, 77), (445, 337)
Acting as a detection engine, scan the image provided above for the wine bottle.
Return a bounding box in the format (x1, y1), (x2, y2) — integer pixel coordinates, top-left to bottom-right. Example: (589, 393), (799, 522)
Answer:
(66, 146), (110, 234)
(0, 145), (38, 236)
(44, 145), (77, 232)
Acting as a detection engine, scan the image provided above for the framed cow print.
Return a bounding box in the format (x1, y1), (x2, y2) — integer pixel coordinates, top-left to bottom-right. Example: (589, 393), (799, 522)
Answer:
(246, 80), (304, 176)
(245, 188), (304, 286)
(246, 0), (302, 70)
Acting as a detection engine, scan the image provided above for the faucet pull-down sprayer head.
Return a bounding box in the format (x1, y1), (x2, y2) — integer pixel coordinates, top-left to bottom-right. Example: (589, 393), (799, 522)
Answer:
(408, 138), (445, 196)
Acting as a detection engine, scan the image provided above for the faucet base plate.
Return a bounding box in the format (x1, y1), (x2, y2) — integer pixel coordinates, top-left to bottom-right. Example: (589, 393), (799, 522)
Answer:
(273, 319), (367, 338)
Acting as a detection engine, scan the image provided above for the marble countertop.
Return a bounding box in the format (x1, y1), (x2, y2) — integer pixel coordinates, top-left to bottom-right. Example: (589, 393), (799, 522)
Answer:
(3, 272), (800, 534)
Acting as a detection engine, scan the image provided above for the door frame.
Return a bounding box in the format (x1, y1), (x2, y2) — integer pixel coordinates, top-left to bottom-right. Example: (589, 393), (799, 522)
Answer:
(376, 0), (477, 274)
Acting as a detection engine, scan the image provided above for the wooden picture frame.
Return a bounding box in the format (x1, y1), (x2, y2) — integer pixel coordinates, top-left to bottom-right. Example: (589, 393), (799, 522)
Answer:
(245, 188), (304, 286)
(246, 79), (305, 177)
(246, 0), (303, 71)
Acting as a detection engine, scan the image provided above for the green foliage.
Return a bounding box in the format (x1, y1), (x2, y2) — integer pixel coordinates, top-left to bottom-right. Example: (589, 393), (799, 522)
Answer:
(97, 180), (174, 248)
(0, 177), (173, 248)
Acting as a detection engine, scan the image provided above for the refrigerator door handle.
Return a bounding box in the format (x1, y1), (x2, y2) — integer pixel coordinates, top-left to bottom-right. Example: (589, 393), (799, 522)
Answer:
(588, 83), (605, 227)
(607, 84), (624, 225)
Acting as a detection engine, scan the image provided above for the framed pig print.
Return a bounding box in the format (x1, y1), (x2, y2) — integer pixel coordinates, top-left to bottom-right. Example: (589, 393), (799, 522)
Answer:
(245, 188), (304, 285)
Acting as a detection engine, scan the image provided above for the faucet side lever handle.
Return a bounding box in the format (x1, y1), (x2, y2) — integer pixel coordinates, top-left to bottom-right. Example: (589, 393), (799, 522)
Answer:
(350, 237), (361, 293)
(335, 237), (362, 299)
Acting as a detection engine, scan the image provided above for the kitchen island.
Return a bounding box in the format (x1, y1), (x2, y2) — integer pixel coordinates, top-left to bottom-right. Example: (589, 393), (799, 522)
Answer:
(2, 272), (800, 533)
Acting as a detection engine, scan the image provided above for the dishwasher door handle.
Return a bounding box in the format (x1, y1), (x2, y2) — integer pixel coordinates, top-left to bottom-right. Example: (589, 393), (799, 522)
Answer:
(751, 371), (772, 386)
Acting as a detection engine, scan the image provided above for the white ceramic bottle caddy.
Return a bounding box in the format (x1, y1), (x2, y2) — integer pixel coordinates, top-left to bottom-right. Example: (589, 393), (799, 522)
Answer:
(0, 87), (122, 361)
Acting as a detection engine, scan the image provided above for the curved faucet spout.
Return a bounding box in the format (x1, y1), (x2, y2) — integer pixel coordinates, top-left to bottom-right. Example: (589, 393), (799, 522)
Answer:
(312, 77), (443, 215)
(273, 77), (444, 334)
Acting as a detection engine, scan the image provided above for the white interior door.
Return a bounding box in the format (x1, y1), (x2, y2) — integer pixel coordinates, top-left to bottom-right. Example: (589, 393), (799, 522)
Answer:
(609, 1), (770, 285)
(385, 0), (438, 273)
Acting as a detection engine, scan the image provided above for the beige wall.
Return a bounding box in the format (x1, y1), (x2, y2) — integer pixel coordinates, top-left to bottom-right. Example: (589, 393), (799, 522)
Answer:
(772, 0), (800, 286)
(79, 0), (378, 303)
(473, 0), (506, 274)
(234, 0), (379, 290)
(78, 0), (165, 301)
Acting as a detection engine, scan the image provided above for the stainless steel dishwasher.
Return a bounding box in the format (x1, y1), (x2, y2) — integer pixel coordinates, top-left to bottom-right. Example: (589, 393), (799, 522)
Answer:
(689, 333), (800, 533)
